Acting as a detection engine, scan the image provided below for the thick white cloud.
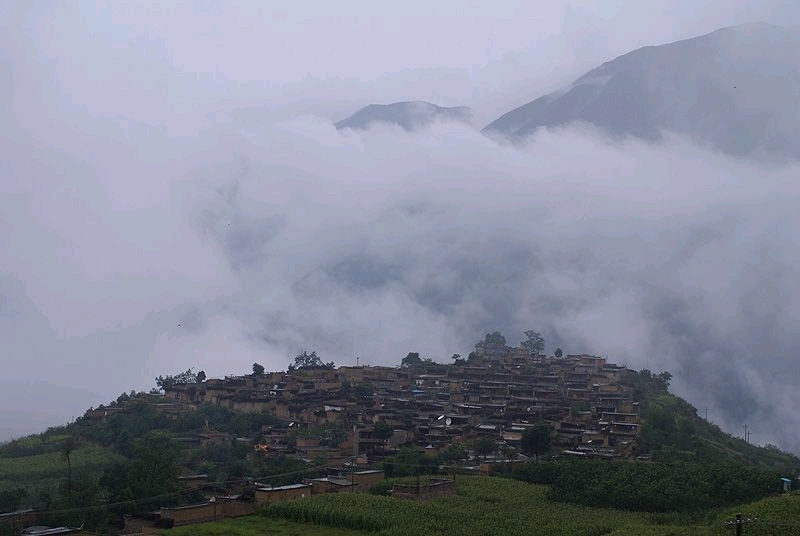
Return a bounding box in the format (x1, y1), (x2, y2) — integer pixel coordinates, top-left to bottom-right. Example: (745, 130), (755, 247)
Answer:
(5, 107), (800, 451)
(4, 0), (800, 450)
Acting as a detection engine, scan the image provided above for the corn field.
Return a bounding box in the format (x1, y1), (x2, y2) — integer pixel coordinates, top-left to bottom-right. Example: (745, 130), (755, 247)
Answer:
(262, 476), (715, 536)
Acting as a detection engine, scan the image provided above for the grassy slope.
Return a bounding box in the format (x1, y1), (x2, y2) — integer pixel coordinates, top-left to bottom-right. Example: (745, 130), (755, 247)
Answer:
(624, 371), (799, 469)
(0, 441), (121, 494)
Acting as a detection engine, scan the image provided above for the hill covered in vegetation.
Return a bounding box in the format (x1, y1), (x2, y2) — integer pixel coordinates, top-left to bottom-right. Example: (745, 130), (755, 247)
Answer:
(1, 344), (798, 533)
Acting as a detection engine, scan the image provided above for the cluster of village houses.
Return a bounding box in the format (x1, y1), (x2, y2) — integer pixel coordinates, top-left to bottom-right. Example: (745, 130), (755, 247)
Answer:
(144, 347), (638, 519)
(159, 344), (640, 459)
(34, 344), (642, 532)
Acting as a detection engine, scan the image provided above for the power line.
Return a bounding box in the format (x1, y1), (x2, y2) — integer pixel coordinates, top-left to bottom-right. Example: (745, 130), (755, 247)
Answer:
(27, 455), (463, 518)
(24, 462), (333, 517)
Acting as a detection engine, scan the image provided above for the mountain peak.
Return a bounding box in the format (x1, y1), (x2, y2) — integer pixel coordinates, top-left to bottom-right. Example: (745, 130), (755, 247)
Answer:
(336, 101), (472, 131)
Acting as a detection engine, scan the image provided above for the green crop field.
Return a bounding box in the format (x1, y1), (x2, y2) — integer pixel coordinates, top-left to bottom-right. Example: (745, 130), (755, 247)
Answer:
(707, 492), (800, 536)
(0, 445), (120, 494)
(164, 516), (364, 536)
(164, 476), (761, 536)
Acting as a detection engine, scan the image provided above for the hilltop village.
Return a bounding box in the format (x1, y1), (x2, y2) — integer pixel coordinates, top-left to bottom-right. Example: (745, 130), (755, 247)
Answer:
(138, 339), (642, 464)
(14, 336), (780, 534)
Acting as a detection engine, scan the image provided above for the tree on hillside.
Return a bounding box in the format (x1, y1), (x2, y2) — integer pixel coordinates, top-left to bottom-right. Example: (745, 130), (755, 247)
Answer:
(290, 350), (334, 371)
(373, 420), (394, 444)
(521, 424), (552, 461)
(483, 331), (506, 347)
(636, 369), (673, 393)
(383, 447), (438, 477)
(475, 437), (496, 460)
(451, 353), (466, 365)
(101, 431), (183, 509)
(252, 363), (265, 377)
(0, 488), (28, 512)
(131, 431), (182, 497)
(196, 370), (206, 383)
(155, 368), (198, 390)
(440, 442), (468, 463)
(353, 382), (374, 398)
(521, 330), (546, 355)
(657, 371), (673, 389)
(554, 347), (563, 358)
(401, 352), (422, 367)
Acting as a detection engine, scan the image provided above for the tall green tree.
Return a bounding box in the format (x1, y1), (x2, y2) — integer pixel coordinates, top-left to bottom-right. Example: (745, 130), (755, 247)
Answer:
(353, 382), (374, 398)
(373, 421), (394, 444)
(521, 330), (546, 355)
(475, 437), (496, 460)
(521, 424), (552, 461)
(383, 448), (438, 477)
(0, 487), (28, 512)
(252, 362), (265, 377)
(155, 368), (197, 390)
(440, 442), (468, 463)
(401, 352), (422, 367)
(290, 350), (334, 370)
(102, 430), (184, 511)
(483, 331), (506, 347)
(131, 431), (183, 495)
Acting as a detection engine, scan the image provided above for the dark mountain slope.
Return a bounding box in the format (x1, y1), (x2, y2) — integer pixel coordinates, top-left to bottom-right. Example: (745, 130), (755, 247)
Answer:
(484, 22), (800, 159)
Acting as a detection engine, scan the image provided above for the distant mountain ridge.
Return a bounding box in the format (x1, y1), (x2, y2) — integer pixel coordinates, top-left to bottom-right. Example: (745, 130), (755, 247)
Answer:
(335, 101), (472, 131)
(483, 22), (800, 159)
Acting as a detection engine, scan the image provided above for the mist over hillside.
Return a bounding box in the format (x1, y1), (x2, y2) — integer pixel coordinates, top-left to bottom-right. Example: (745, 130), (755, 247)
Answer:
(8, 112), (799, 449)
(4, 3), (800, 456)
(484, 22), (800, 160)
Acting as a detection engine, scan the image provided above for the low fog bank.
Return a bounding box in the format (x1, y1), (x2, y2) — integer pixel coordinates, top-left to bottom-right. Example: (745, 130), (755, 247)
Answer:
(3, 114), (799, 452)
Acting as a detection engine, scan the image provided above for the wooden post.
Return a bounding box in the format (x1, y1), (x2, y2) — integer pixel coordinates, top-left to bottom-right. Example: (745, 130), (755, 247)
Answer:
(735, 514), (742, 536)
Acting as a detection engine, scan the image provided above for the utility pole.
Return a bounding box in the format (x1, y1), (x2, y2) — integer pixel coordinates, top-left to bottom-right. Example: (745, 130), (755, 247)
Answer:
(743, 424), (749, 444)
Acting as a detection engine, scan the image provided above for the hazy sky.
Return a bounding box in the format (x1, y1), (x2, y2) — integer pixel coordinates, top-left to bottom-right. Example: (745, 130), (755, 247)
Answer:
(2, 0), (800, 449)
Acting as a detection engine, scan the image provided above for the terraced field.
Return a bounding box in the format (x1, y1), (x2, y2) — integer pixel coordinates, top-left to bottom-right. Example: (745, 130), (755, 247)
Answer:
(0, 444), (120, 494)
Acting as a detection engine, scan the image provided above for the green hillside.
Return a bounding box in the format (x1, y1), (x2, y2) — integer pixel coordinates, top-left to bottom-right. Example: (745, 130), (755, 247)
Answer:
(622, 369), (799, 469)
(1, 365), (798, 534)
